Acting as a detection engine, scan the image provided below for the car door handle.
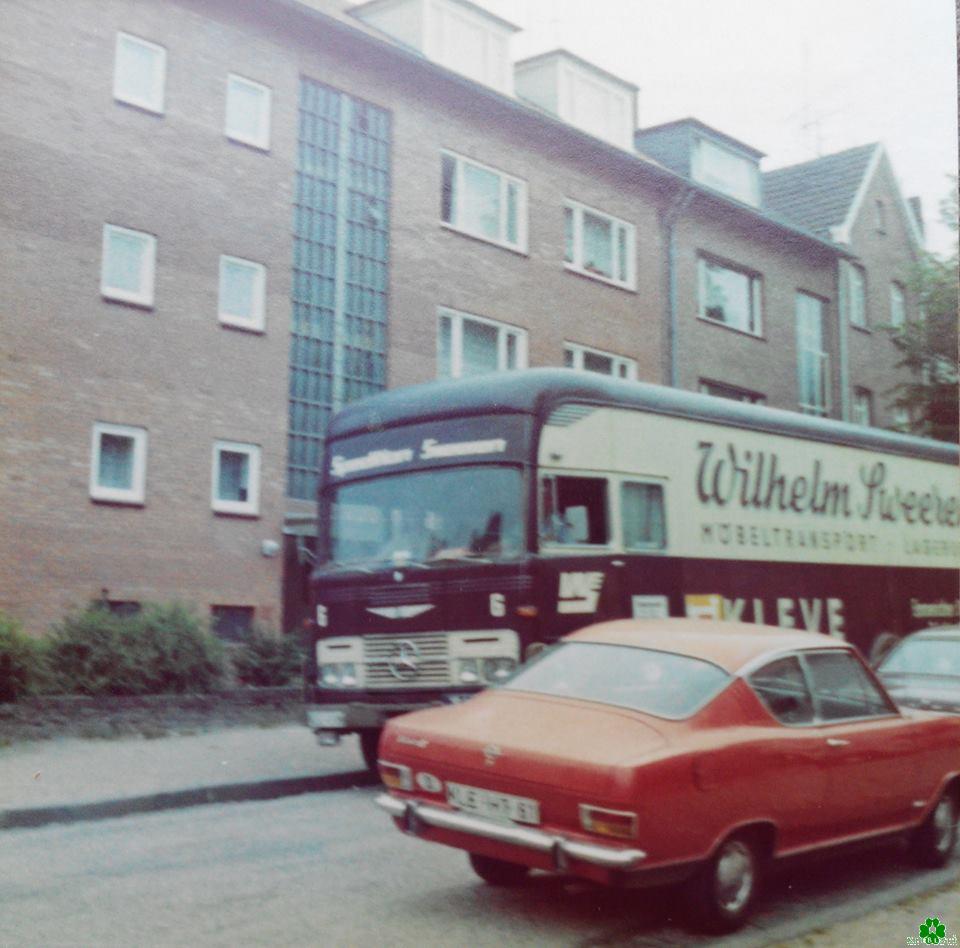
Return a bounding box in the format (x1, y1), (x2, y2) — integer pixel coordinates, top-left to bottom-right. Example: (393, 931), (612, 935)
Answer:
(826, 738), (850, 747)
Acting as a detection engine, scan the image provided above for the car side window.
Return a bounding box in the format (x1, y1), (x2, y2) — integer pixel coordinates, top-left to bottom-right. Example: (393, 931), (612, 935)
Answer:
(806, 651), (895, 721)
(748, 655), (814, 725)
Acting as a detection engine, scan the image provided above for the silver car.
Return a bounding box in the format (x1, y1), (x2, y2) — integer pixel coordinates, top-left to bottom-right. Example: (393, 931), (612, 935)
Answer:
(877, 626), (960, 714)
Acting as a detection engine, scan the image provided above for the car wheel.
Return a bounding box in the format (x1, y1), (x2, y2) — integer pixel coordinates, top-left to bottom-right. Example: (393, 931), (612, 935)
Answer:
(684, 833), (760, 933)
(910, 791), (958, 868)
(359, 729), (382, 774)
(468, 853), (530, 886)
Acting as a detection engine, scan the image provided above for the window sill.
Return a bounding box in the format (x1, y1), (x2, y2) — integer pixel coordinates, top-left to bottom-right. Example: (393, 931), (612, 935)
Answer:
(114, 96), (165, 117)
(562, 263), (636, 293)
(440, 221), (527, 256)
(91, 494), (145, 507)
(226, 133), (271, 154)
(850, 323), (871, 334)
(696, 315), (764, 340)
(213, 506), (260, 519)
(102, 291), (155, 310)
(219, 316), (266, 335)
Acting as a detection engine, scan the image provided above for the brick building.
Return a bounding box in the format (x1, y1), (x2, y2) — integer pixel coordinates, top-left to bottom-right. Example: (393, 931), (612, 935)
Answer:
(0, 0), (926, 635)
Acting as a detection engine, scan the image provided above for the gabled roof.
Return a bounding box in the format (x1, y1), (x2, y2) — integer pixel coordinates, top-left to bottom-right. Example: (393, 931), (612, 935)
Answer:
(762, 143), (880, 239)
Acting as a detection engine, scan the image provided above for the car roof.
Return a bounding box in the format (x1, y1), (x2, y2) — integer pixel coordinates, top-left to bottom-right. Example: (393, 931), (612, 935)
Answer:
(567, 618), (849, 674)
(899, 626), (960, 642)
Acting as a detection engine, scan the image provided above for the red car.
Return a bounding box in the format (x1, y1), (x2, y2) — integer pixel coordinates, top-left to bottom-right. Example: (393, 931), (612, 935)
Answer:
(376, 619), (960, 932)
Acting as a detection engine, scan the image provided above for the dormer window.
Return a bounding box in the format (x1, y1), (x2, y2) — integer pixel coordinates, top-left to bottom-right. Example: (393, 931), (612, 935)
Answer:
(514, 50), (637, 150)
(352, 0), (518, 94)
(692, 137), (761, 206)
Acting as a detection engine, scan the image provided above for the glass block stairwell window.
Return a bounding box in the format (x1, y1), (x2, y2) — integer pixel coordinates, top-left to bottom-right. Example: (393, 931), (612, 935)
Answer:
(289, 78), (391, 500)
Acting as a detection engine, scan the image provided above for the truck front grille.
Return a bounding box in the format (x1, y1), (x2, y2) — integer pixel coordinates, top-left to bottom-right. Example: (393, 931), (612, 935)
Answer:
(362, 632), (452, 688)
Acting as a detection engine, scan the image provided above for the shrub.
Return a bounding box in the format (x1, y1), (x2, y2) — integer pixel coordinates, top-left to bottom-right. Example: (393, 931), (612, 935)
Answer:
(132, 602), (226, 694)
(47, 602), (225, 696)
(0, 612), (48, 702)
(232, 626), (304, 687)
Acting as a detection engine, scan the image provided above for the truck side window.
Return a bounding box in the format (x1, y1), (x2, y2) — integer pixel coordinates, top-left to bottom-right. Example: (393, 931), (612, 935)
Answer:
(540, 475), (608, 545)
(621, 481), (666, 550)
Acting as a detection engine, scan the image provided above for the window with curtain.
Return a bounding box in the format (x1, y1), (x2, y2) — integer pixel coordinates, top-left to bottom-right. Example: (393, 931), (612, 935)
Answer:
(437, 308), (526, 379)
(226, 74), (271, 150)
(563, 201), (635, 289)
(101, 224), (156, 306)
(219, 255), (266, 330)
(796, 292), (829, 416)
(441, 151), (526, 251)
(212, 441), (260, 515)
(621, 482), (666, 550)
(90, 422), (147, 505)
(114, 32), (166, 113)
(698, 256), (762, 335)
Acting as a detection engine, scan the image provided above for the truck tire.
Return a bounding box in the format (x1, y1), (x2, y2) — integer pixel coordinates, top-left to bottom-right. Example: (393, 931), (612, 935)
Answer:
(360, 729), (382, 774)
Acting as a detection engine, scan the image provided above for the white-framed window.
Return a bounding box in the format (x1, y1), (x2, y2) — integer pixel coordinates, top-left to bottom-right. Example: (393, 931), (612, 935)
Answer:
(698, 379), (766, 405)
(890, 282), (906, 328)
(218, 255), (266, 331)
(852, 387), (873, 427)
(225, 74), (271, 150)
(796, 292), (830, 416)
(113, 32), (166, 114)
(89, 422), (147, 505)
(212, 441), (261, 516)
(437, 308), (527, 379)
(698, 256), (762, 335)
(841, 260), (867, 329)
(440, 151), (527, 252)
(563, 200), (636, 289)
(563, 343), (636, 379)
(692, 137), (760, 206)
(101, 224), (156, 306)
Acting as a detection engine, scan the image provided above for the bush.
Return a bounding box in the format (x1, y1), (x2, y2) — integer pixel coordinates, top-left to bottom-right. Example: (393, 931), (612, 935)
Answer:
(232, 626), (304, 687)
(0, 612), (48, 702)
(47, 602), (226, 696)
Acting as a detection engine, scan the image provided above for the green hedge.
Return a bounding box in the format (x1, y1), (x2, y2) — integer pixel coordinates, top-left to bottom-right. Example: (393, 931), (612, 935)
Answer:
(2, 603), (304, 701)
(46, 602), (226, 696)
(231, 625), (304, 687)
(0, 612), (48, 702)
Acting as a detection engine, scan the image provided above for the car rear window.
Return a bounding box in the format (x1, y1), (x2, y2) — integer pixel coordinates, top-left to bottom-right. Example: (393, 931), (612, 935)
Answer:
(881, 639), (960, 677)
(502, 642), (731, 719)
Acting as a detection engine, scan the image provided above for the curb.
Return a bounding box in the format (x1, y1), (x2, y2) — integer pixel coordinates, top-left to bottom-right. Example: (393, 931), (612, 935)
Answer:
(0, 770), (378, 831)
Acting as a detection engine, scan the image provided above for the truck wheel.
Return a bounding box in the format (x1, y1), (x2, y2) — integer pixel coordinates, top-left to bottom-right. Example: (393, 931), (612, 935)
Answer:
(468, 853), (530, 886)
(910, 791), (958, 868)
(684, 833), (760, 933)
(360, 729), (382, 774)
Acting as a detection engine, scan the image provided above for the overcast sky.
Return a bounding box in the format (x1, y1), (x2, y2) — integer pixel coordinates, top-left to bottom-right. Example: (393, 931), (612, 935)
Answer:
(479, 0), (958, 255)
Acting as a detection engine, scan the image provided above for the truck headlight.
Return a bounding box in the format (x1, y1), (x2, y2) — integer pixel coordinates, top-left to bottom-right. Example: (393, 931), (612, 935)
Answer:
(482, 657), (517, 683)
(456, 658), (480, 684)
(319, 663), (359, 688)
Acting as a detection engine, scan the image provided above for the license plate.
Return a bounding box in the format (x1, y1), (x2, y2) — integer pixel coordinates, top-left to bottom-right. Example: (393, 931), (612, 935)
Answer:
(446, 782), (540, 825)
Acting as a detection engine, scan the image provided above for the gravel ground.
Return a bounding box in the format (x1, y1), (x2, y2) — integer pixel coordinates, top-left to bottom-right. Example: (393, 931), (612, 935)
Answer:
(773, 879), (960, 946)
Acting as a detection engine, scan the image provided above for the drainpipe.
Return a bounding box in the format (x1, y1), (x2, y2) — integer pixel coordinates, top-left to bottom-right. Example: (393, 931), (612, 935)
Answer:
(836, 260), (851, 421)
(662, 188), (696, 388)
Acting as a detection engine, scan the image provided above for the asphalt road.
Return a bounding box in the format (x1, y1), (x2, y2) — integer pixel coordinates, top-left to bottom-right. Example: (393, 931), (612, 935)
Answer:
(2, 784), (956, 947)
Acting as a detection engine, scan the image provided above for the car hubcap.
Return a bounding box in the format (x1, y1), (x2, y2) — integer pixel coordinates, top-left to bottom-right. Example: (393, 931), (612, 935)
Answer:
(933, 797), (956, 853)
(715, 840), (754, 914)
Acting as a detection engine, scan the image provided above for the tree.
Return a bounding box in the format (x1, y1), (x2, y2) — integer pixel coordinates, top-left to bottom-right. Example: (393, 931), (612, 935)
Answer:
(886, 180), (959, 443)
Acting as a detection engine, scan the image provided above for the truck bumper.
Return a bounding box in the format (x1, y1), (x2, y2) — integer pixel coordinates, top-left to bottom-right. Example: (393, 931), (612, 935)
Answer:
(306, 702), (427, 733)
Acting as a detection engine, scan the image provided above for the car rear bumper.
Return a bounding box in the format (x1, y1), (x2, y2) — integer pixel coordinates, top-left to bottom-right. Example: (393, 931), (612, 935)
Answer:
(376, 793), (648, 872)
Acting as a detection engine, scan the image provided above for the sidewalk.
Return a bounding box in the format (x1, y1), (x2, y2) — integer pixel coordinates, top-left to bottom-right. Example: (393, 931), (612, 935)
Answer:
(0, 724), (372, 829)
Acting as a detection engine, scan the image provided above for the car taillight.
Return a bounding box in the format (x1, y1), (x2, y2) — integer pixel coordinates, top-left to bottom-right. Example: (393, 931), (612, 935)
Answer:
(379, 760), (413, 791)
(579, 804), (639, 840)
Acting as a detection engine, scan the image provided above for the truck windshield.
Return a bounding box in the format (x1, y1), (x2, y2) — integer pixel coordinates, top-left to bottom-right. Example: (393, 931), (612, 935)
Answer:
(327, 466), (523, 567)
